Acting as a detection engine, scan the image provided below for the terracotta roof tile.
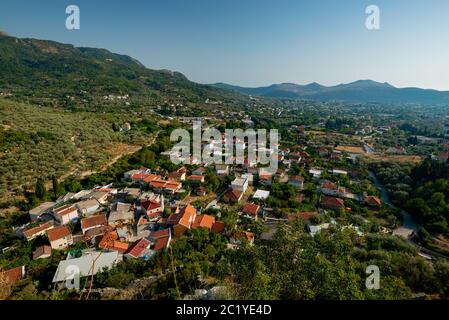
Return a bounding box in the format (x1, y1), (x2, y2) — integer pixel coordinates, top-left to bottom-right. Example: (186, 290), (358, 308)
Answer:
(47, 226), (71, 242)
(192, 214), (215, 230)
(81, 214), (107, 230)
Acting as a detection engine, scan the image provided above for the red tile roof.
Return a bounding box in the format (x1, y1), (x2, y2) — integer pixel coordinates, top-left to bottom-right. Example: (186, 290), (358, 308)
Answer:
(126, 238), (151, 258)
(81, 214), (107, 230)
(53, 205), (77, 216)
(211, 221), (225, 233)
(321, 181), (337, 190)
(32, 245), (52, 259)
(224, 189), (243, 202)
(153, 236), (170, 251)
(365, 196), (382, 207)
(149, 229), (170, 239)
(235, 231), (255, 243)
(192, 214), (216, 230)
(188, 175), (204, 181)
(47, 225), (71, 242)
(320, 196), (345, 209)
(150, 179), (181, 191)
(141, 200), (162, 212)
(23, 220), (54, 238)
(177, 205), (197, 228)
(1, 266), (25, 285)
(99, 232), (129, 253)
(143, 174), (161, 183)
(242, 203), (260, 216)
(131, 172), (150, 180)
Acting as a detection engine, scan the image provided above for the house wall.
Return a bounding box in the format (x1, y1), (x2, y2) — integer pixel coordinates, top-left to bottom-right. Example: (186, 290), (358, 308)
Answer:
(50, 235), (73, 250)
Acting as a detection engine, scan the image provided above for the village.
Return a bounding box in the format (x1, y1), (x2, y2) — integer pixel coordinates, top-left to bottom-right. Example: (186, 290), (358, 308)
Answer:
(1, 120), (394, 292)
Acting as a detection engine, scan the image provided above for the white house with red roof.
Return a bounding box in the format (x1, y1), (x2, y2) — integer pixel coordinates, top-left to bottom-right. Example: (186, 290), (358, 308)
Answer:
(53, 205), (79, 225)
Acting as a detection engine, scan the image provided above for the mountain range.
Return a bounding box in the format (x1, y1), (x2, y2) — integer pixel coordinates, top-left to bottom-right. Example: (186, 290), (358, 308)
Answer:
(212, 80), (449, 105)
(2, 31), (449, 106)
(0, 32), (242, 108)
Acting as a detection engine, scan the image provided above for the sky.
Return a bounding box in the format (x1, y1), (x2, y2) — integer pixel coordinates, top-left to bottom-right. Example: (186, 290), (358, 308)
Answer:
(1, 0), (449, 90)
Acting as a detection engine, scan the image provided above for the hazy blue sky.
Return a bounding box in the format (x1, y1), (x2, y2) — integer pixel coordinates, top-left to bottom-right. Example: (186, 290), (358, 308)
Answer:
(1, 0), (449, 90)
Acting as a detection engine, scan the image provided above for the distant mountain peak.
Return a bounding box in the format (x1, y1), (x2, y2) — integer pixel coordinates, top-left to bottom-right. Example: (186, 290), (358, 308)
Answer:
(304, 82), (325, 89)
(211, 79), (449, 104)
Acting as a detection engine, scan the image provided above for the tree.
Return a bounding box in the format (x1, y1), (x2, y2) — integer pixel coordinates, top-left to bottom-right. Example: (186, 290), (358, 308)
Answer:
(35, 178), (46, 200)
(51, 175), (60, 199)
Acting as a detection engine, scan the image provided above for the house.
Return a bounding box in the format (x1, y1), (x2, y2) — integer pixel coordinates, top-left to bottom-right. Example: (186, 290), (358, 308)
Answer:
(192, 167), (206, 176)
(153, 235), (171, 251)
(230, 231), (255, 245)
(215, 164), (229, 176)
(129, 171), (150, 183)
(168, 170), (186, 181)
(47, 226), (73, 250)
(108, 202), (134, 226)
(98, 231), (129, 253)
(20, 220), (54, 241)
(330, 151), (342, 161)
(1, 266), (26, 286)
(124, 168), (150, 180)
(307, 223), (332, 237)
(317, 147), (330, 157)
(148, 229), (171, 242)
(330, 169), (348, 176)
(223, 188), (243, 204)
(124, 169), (145, 179)
(143, 174), (161, 184)
(56, 192), (77, 203)
(149, 179), (182, 194)
(84, 225), (113, 241)
(188, 175), (205, 184)
(173, 205), (197, 237)
(52, 251), (122, 284)
(242, 203), (260, 219)
(231, 177), (248, 193)
(118, 187), (141, 200)
(53, 205), (79, 225)
(125, 238), (153, 260)
(320, 196), (345, 211)
(211, 221), (226, 234)
(365, 196), (382, 207)
(148, 229), (172, 251)
(141, 198), (164, 217)
(253, 189), (270, 201)
(288, 176), (304, 190)
(259, 174), (273, 187)
(72, 189), (93, 200)
(192, 214), (216, 231)
(75, 199), (101, 216)
(275, 169), (286, 179)
(289, 152), (303, 163)
(82, 190), (110, 205)
(309, 168), (323, 179)
(320, 180), (339, 196)
(81, 214), (107, 235)
(196, 186), (207, 196)
(32, 245), (52, 260)
(29, 202), (55, 221)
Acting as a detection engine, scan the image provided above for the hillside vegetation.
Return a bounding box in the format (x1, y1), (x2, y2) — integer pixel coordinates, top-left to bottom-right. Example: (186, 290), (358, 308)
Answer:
(0, 99), (158, 200)
(0, 33), (244, 110)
